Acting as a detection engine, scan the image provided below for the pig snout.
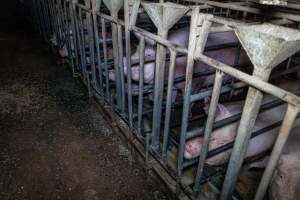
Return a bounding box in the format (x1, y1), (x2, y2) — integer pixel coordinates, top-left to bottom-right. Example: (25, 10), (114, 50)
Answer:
(184, 138), (203, 159)
(59, 45), (68, 58)
(183, 103), (237, 163)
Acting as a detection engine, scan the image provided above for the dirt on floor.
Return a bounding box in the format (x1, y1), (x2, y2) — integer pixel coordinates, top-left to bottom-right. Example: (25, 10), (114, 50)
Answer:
(0, 3), (169, 200)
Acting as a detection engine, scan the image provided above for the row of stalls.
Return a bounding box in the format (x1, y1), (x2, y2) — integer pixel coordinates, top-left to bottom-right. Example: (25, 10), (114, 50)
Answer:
(21, 0), (300, 199)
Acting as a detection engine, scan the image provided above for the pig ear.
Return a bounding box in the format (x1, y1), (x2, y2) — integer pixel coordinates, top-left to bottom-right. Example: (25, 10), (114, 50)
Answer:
(204, 97), (210, 105)
(133, 32), (156, 46)
(216, 104), (231, 116)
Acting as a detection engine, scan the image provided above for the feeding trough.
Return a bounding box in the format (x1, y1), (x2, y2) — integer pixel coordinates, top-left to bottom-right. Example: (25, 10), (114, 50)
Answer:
(141, 2), (189, 149)
(235, 23), (300, 71)
(103, 0), (124, 17)
(221, 23), (300, 200)
(91, 0), (101, 12)
(142, 2), (190, 31)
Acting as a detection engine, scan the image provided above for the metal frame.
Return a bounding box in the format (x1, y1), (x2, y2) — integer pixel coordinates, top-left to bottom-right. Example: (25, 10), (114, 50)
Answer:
(25, 0), (300, 199)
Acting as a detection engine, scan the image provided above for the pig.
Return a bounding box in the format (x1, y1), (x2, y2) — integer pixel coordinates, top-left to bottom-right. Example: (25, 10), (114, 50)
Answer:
(109, 27), (249, 94)
(184, 79), (300, 166)
(59, 45), (69, 58)
(269, 126), (300, 200)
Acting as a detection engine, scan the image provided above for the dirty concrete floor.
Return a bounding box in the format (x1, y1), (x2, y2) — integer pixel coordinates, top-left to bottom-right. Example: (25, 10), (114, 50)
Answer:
(0, 2), (169, 200)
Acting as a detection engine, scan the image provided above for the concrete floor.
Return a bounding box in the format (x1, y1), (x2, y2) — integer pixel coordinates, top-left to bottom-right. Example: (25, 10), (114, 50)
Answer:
(0, 2), (169, 200)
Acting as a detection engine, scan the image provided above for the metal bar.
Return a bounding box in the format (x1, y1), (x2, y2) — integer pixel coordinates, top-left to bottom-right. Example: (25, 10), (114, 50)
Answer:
(124, 0), (133, 127)
(101, 18), (110, 101)
(178, 11), (212, 180)
(92, 11), (103, 90)
(196, 54), (300, 107)
(111, 14), (122, 109)
(137, 37), (145, 133)
(151, 26), (168, 149)
(178, 7), (202, 180)
(254, 105), (300, 200)
(221, 66), (273, 199)
(192, 70), (224, 197)
(118, 24), (125, 113)
(162, 50), (177, 164)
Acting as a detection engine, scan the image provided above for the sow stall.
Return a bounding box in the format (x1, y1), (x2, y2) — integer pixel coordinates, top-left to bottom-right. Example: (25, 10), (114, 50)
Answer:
(23, 0), (300, 199)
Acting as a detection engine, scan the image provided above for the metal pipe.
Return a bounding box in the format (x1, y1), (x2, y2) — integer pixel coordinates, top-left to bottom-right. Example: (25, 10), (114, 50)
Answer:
(138, 37), (145, 133)
(254, 105), (300, 200)
(124, 0), (134, 127)
(101, 18), (111, 101)
(162, 50), (177, 164)
(192, 70), (224, 197)
(221, 67), (273, 200)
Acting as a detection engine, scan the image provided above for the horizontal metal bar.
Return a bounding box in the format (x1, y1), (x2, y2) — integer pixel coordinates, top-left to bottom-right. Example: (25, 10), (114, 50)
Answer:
(196, 54), (300, 107)
(187, 99), (284, 140)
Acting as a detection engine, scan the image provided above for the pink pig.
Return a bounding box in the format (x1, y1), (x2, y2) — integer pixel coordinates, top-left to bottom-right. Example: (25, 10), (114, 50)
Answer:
(109, 27), (249, 94)
(184, 79), (300, 166)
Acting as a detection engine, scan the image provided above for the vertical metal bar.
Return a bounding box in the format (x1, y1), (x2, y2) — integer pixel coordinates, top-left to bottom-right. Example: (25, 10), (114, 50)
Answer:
(254, 105), (300, 200)
(151, 29), (168, 149)
(124, 0), (134, 127)
(92, 12), (103, 91)
(162, 49), (177, 164)
(101, 18), (110, 101)
(221, 68), (273, 200)
(70, 0), (80, 73)
(111, 18), (122, 109)
(65, 0), (76, 75)
(87, 9), (94, 95)
(138, 37), (146, 133)
(125, 0), (134, 127)
(79, 8), (88, 82)
(178, 11), (212, 180)
(145, 132), (151, 171)
(178, 7), (200, 180)
(118, 25), (126, 113)
(192, 70), (224, 197)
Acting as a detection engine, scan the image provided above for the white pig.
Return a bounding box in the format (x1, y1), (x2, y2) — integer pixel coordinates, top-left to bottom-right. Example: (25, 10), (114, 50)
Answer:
(184, 79), (300, 166)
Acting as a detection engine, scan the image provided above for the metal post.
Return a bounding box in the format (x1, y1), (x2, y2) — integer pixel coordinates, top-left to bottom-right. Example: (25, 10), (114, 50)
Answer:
(254, 105), (300, 200)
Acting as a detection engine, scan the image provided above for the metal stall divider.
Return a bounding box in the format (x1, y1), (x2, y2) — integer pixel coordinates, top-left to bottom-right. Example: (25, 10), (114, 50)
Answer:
(26, 0), (300, 199)
(221, 23), (300, 200)
(102, 0), (125, 112)
(70, 0), (81, 75)
(74, 1), (87, 89)
(141, 2), (189, 150)
(91, 0), (103, 94)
